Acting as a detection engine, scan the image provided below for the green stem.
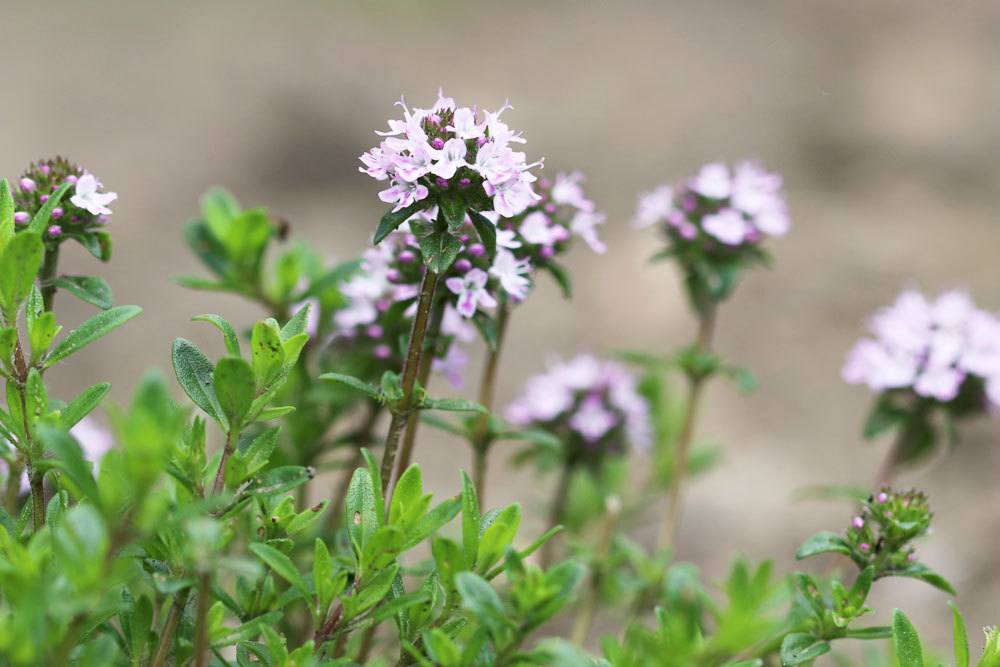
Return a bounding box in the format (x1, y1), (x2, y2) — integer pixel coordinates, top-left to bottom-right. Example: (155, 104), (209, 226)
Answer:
(3, 457), (23, 513)
(380, 269), (439, 497)
(28, 466), (44, 531)
(875, 400), (930, 487)
(193, 572), (212, 667)
(471, 302), (510, 503)
(541, 462), (574, 568)
(211, 428), (239, 495)
(392, 296), (447, 482)
(149, 588), (190, 667)
(657, 302), (717, 552)
(40, 244), (60, 312)
(571, 495), (621, 646)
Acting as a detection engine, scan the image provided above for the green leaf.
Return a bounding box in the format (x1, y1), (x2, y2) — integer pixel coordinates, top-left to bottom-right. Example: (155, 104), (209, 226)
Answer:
(779, 633), (830, 666)
(214, 357), (255, 427)
(249, 542), (310, 601)
(460, 471), (480, 569)
(374, 200), (431, 245)
(319, 373), (382, 401)
(471, 310), (498, 350)
(950, 601), (969, 667)
(794, 531), (851, 560)
(0, 232), (44, 319)
(420, 397), (487, 414)
(26, 183), (71, 234)
(60, 382), (111, 429)
(41, 426), (101, 508)
(892, 609), (923, 667)
(543, 261), (572, 299)
(280, 304), (311, 342)
(43, 306), (138, 368)
(439, 195), (466, 231)
(54, 275), (113, 310)
(345, 564), (399, 619)
(28, 310), (61, 360)
(389, 464), (424, 526)
(0, 179), (14, 252)
(844, 626), (892, 640)
(477, 504), (520, 573)
(170, 338), (224, 422)
(346, 468), (379, 553)
(257, 405), (295, 421)
(455, 572), (506, 632)
(415, 228), (462, 274)
(201, 188), (241, 235)
(251, 320), (285, 389)
(401, 497), (461, 550)
(468, 210), (497, 261)
(193, 314), (241, 357)
(895, 562), (957, 595)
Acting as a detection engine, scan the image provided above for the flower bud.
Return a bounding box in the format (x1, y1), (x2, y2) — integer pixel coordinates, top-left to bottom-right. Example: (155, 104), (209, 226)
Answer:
(13, 212), (28, 225)
(19, 178), (35, 193)
(47, 225), (62, 238)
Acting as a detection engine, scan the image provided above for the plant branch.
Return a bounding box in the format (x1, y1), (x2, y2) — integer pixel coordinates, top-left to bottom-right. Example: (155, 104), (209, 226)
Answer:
(40, 244), (60, 312)
(657, 302), (717, 552)
(211, 427), (239, 495)
(193, 572), (212, 667)
(541, 462), (574, 568)
(149, 588), (191, 667)
(380, 269), (439, 496)
(471, 301), (510, 503)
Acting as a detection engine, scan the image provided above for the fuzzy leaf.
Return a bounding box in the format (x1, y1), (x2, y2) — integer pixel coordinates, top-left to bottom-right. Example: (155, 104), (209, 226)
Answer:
(193, 314), (241, 357)
(60, 382), (111, 429)
(214, 357), (255, 427)
(319, 373), (382, 400)
(374, 200), (431, 245)
(171, 338), (223, 422)
(26, 183), (71, 234)
(0, 179), (13, 251)
(0, 232), (44, 319)
(779, 633), (830, 666)
(54, 275), (113, 310)
(249, 542), (310, 602)
(949, 601), (969, 667)
(892, 609), (923, 667)
(794, 531), (851, 560)
(468, 210), (497, 261)
(46, 305), (142, 366)
(420, 397), (487, 414)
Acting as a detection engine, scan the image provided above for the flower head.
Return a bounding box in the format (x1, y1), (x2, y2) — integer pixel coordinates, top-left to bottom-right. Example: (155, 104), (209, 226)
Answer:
(361, 91), (542, 219)
(843, 289), (1000, 408)
(506, 354), (651, 462)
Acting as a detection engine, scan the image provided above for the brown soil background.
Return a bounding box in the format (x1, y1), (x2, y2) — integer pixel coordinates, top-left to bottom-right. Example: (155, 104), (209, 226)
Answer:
(3, 0), (1000, 657)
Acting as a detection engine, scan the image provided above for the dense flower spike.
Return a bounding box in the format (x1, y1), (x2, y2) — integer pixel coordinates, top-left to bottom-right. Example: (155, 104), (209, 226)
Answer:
(360, 90), (542, 217)
(13, 156), (117, 229)
(843, 290), (1000, 406)
(506, 354), (651, 462)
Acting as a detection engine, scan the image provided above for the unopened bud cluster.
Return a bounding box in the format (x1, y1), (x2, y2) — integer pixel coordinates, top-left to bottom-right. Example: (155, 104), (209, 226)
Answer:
(12, 157), (117, 238)
(846, 488), (931, 571)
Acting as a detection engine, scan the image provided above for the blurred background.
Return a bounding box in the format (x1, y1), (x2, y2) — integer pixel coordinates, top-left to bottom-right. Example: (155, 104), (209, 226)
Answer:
(3, 0), (999, 654)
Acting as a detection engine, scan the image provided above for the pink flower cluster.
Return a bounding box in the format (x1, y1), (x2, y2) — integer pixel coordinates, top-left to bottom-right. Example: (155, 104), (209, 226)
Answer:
(506, 355), (651, 453)
(842, 290), (1000, 404)
(633, 161), (789, 248)
(13, 157), (117, 239)
(333, 231), (476, 387)
(360, 90), (542, 218)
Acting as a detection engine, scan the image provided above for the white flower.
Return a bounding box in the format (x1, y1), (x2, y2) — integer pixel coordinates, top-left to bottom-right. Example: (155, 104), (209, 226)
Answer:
(570, 210), (607, 254)
(550, 171), (594, 212)
(496, 228), (521, 249)
(519, 211), (560, 246)
(448, 107), (485, 140)
(690, 162), (732, 199)
(432, 343), (469, 388)
(441, 304), (477, 343)
(633, 186), (674, 228)
(70, 174), (117, 216)
(430, 138), (468, 179)
(489, 249), (532, 301)
(702, 208), (750, 245)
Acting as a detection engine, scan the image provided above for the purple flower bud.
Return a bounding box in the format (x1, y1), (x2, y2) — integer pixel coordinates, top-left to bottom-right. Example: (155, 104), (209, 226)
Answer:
(539, 177), (552, 189)
(51, 208), (63, 219)
(544, 203), (557, 214)
(97, 214), (109, 224)
(468, 243), (485, 258)
(459, 234), (470, 243)
(366, 325), (384, 339)
(876, 492), (888, 503)
(386, 268), (401, 282)
(678, 223), (698, 240)
(435, 177), (449, 188)
(852, 516), (864, 529)
(374, 344), (391, 359)
(39, 165), (50, 176)
(19, 178), (35, 193)
(431, 137), (445, 150)
(65, 175), (78, 185)
(458, 177), (472, 187)
(667, 211), (685, 227)
(376, 299), (391, 312)
(476, 137), (488, 147)
(39, 194), (49, 203)
(454, 258), (472, 272)
(13, 212), (29, 225)
(859, 542), (870, 553)
(540, 245), (555, 259)
(428, 113), (441, 126)
(398, 250), (416, 264)
(552, 225), (570, 242)
(47, 225), (62, 238)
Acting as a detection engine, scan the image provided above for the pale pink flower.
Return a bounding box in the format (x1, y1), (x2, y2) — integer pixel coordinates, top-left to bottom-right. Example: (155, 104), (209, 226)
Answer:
(550, 172), (594, 212)
(489, 249), (532, 301)
(432, 343), (469, 388)
(633, 186), (674, 228)
(569, 394), (617, 442)
(447, 107), (485, 140)
(690, 162), (732, 199)
(378, 180), (429, 211)
(445, 268), (497, 317)
(429, 138), (468, 179)
(570, 210), (607, 254)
